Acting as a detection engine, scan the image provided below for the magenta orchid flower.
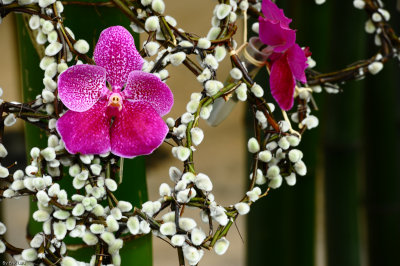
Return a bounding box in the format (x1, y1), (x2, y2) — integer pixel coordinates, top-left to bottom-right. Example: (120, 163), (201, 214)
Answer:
(258, 0), (308, 110)
(56, 26), (173, 158)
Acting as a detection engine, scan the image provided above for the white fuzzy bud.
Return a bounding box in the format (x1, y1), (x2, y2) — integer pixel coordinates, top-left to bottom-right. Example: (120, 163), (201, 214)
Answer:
(200, 106), (212, 120)
(140, 220), (151, 234)
(186, 100), (200, 113)
(0, 165), (9, 178)
(258, 150), (272, 162)
(4, 113), (16, 127)
(171, 235), (186, 246)
(287, 135), (300, 146)
(105, 178), (118, 191)
(30, 233), (44, 248)
(145, 16), (160, 31)
(117, 201), (132, 212)
(250, 169), (266, 185)
(368, 61), (383, 75)
(33, 210), (50, 222)
(13, 169), (23, 180)
(145, 41), (160, 56)
(177, 188), (196, 203)
(230, 68), (243, 80)
(42, 20), (54, 34)
(39, 0), (56, 7)
(66, 217), (76, 231)
(142, 201), (161, 217)
(372, 12), (382, 22)
(174, 146), (191, 161)
(54, 221), (67, 240)
(22, 248), (38, 262)
(195, 173), (213, 192)
(214, 45), (226, 61)
(365, 20), (376, 34)
(100, 232), (115, 246)
(204, 54), (219, 70)
(106, 215), (119, 232)
(214, 237), (230, 255)
(191, 228), (206, 245)
(216, 4), (232, 19)
(29, 15), (40, 30)
(197, 38), (211, 49)
(247, 137), (260, 153)
(252, 22), (259, 34)
(301, 115), (319, 129)
(127, 216), (140, 235)
(183, 245), (204, 265)
(152, 0), (165, 13)
(190, 127), (204, 146)
(285, 173), (297, 186)
(207, 27), (221, 40)
(179, 217), (197, 231)
(159, 183), (171, 197)
(251, 83), (264, 98)
(61, 257), (78, 266)
(288, 149), (303, 163)
(181, 112), (194, 124)
(235, 202), (250, 215)
(205, 80), (223, 96)
(160, 222), (176, 236)
(45, 42), (63, 56)
(278, 137), (290, 150)
(83, 231), (98, 245)
(294, 160), (307, 176)
(182, 172), (196, 183)
(170, 52), (186, 66)
(41, 147), (56, 161)
(72, 203), (85, 217)
(315, 0), (325, 4)
(90, 224), (105, 234)
(353, 0), (365, 9)
(169, 166), (182, 182)
(246, 187), (262, 202)
(197, 68), (212, 83)
(236, 83), (247, 101)
(53, 210), (70, 220)
(269, 175), (283, 189)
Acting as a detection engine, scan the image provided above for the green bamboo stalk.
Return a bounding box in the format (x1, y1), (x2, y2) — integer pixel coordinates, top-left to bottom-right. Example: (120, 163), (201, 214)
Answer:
(320, 1), (366, 265)
(16, 2), (151, 264)
(363, 2), (400, 265)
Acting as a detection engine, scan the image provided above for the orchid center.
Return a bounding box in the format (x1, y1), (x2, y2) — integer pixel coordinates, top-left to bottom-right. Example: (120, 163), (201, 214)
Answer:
(108, 93), (123, 111)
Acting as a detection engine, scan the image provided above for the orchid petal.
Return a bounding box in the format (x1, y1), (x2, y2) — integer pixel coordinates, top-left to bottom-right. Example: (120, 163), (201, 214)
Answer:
(56, 99), (111, 155)
(58, 64), (107, 112)
(110, 101), (168, 158)
(258, 17), (296, 53)
(123, 71), (174, 116)
(286, 44), (308, 83)
(94, 26), (144, 90)
(261, 0), (292, 26)
(269, 54), (296, 111)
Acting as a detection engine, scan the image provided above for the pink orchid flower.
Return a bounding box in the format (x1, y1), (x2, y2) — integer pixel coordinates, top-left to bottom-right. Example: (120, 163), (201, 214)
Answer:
(56, 26), (173, 158)
(258, 0), (308, 110)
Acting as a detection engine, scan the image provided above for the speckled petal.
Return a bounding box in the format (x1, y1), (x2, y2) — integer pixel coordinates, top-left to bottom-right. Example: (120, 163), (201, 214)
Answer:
(110, 101), (168, 158)
(56, 99), (111, 155)
(269, 53), (295, 111)
(123, 71), (174, 116)
(58, 64), (107, 112)
(94, 26), (144, 90)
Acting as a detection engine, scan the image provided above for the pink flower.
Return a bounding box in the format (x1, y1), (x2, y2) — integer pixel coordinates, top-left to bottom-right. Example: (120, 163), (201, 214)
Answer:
(56, 26), (173, 158)
(258, 0), (308, 110)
